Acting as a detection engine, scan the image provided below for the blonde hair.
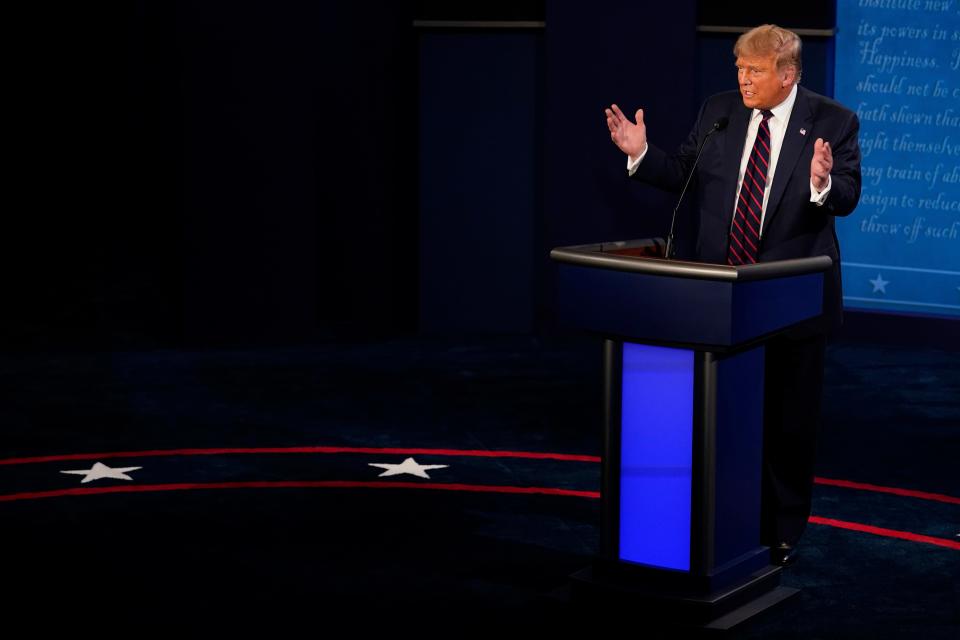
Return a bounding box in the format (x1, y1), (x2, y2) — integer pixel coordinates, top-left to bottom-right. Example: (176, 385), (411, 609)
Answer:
(734, 24), (802, 82)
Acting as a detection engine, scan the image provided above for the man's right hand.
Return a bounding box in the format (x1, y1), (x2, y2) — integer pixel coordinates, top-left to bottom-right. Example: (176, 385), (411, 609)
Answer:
(605, 104), (647, 161)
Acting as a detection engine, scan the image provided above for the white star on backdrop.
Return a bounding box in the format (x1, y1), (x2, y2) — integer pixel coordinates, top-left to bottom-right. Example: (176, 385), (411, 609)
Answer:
(368, 457), (449, 479)
(60, 462), (142, 484)
(869, 273), (889, 294)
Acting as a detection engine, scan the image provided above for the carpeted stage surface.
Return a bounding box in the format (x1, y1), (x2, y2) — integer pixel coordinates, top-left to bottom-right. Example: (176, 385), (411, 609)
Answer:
(2, 336), (957, 635)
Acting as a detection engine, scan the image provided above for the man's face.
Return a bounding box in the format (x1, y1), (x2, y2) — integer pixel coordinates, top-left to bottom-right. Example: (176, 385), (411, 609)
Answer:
(736, 54), (795, 110)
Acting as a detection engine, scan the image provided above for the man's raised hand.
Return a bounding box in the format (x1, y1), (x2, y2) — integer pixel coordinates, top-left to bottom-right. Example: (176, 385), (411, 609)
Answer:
(811, 137), (833, 191)
(605, 104), (648, 161)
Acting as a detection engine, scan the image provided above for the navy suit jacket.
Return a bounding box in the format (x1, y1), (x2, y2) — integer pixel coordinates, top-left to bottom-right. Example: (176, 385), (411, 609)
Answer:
(632, 85), (862, 332)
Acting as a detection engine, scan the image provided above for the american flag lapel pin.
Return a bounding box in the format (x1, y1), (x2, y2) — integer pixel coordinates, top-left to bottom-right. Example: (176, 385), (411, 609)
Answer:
(799, 128), (807, 136)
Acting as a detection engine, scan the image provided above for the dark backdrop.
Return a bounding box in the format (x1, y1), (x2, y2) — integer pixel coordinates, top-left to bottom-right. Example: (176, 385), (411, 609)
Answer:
(8, 0), (418, 350)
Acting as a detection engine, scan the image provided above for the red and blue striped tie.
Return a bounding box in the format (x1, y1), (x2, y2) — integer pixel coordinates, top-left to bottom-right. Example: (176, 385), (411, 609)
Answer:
(728, 109), (773, 265)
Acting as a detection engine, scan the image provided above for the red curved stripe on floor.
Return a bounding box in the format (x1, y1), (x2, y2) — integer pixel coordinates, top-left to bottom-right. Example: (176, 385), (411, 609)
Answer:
(0, 446), (601, 466)
(814, 477), (959, 505)
(0, 481), (601, 503)
(2, 481), (956, 551)
(2, 450), (956, 506)
(808, 516), (960, 550)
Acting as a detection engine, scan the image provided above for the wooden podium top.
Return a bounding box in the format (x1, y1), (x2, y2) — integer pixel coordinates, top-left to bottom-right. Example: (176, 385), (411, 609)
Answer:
(550, 238), (832, 282)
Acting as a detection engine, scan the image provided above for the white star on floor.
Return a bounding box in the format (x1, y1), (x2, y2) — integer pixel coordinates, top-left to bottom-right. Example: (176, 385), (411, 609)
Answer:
(869, 273), (889, 294)
(60, 462), (143, 484)
(368, 457), (449, 479)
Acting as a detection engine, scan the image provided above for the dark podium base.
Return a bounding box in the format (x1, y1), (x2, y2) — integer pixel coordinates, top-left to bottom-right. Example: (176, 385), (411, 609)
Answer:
(569, 563), (798, 630)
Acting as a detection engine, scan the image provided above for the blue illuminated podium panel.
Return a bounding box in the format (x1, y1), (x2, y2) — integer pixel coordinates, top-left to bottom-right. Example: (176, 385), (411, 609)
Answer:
(619, 343), (694, 571)
(551, 238), (830, 624)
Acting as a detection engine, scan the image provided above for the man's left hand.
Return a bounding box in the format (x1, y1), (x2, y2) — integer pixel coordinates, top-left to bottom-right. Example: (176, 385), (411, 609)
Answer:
(811, 138), (832, 192)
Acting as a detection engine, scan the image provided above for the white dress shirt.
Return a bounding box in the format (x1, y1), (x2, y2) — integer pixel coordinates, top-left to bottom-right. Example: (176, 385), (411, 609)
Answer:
(627, 84), (831, 238)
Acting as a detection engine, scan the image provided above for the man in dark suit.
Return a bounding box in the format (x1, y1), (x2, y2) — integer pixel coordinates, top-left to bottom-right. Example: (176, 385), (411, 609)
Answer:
(604, 24), (862, 565)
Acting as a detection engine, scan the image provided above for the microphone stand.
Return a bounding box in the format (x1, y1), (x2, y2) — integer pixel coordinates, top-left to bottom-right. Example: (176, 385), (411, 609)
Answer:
(664, 118), (727, 259)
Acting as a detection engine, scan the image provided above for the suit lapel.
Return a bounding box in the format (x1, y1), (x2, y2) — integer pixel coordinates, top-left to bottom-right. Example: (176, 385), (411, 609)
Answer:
(762, 86), (814, 237)
(720, 102), (751, 232)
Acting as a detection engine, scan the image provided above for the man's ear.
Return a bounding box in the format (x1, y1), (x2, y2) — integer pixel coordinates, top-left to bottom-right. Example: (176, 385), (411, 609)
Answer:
(781, 65), (797, 87)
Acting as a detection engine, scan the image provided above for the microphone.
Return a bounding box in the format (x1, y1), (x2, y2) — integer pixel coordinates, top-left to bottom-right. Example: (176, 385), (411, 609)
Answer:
(664, 117), (729, 259)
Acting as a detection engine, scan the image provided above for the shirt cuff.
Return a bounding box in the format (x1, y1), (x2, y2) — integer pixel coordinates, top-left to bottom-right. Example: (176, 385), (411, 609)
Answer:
(810, 175), (832, 205)
(626, 143), (649, 175)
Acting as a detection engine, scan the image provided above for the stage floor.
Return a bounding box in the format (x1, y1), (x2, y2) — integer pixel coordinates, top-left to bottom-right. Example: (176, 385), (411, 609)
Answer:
(2, 336), (957, 636)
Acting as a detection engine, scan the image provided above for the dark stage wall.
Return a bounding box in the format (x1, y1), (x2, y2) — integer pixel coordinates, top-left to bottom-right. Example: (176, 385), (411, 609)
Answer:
(418, 31), (541, 334)
(9, 1), (418, 350)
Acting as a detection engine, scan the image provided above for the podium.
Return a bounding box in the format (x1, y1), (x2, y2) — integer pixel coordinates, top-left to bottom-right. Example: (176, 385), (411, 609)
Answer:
(550, 238), (832, 628)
